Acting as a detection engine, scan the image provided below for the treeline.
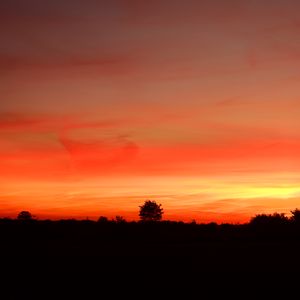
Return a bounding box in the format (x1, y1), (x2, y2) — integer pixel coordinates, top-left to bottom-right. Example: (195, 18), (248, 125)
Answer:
(6, 207), (300, 226)
(1, 209), (300, 243)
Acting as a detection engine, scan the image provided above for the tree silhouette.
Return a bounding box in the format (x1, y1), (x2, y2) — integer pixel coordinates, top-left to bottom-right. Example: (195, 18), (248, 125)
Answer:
(290, 209), (300, 224)
(139, 200), (164, 221)
(17, 211), (33, 221)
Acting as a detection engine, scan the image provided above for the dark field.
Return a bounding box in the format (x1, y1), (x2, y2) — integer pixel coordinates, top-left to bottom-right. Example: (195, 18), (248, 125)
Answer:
(2, 218), (300, 273)
(2, 218), (299, 299)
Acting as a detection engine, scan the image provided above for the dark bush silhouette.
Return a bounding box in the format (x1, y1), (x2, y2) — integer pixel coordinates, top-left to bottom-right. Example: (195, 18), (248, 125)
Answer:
(114, 215), (126, 223)
(139, 200), (164, 221)
(97, 216), (108, 223)
(290, 209), (300, 224)
(17, 211), (34, 221)
(249, 213), (288, 226)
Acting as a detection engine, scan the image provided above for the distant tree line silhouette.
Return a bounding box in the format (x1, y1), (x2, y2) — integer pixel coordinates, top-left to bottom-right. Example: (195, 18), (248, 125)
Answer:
(2, 202), (300, 273)
(1, 201), (300, 246)
(249, 209), (300, 226)
(13, 202), (300, 227)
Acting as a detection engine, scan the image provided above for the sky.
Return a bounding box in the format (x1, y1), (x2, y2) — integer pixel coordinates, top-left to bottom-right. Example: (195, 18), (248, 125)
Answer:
(1, 0), (300, 222)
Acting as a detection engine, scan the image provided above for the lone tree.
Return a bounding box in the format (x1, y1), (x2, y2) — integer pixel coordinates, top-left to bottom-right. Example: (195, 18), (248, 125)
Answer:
(139, 200), (164, 222)
(17, 211), (34, 221)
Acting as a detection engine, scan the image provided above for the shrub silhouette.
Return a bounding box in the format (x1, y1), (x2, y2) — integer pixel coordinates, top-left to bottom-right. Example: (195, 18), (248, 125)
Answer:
(17, 211), (33, 221)
(97, 216), (108, 223)
(139, 200), (164, 221)
(290, 209), (300, 224)
(249, 213), (288, 226)
(114, 216), (126, 223)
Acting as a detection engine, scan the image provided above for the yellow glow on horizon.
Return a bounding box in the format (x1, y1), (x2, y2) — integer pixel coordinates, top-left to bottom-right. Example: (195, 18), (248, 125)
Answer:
(1, 172), (300, 222)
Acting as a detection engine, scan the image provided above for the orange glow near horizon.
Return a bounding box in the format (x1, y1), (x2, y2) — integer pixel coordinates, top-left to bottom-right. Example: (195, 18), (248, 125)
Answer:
(1, 0), (300, 222)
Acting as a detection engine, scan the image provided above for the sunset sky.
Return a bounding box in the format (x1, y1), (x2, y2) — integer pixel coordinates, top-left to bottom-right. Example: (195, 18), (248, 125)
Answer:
(1, 0), (300, 222)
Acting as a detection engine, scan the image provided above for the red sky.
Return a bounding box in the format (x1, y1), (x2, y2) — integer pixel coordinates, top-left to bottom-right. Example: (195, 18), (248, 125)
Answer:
(1, 0), (300, 222)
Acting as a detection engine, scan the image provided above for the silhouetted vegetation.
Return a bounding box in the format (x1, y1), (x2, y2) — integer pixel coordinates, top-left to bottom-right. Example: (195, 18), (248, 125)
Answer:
(139, 200), (164, 221)
(114, 215), (126, 223)
(291, 209), (300, 224)
(17, 211), (34, 221)
(2, 207), (300, 273)
(249, 212), (289, 226)
(97, 216), (108, 223)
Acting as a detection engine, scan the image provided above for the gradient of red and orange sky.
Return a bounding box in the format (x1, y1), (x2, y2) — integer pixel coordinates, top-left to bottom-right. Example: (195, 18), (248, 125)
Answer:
(1, 0), (300, 222)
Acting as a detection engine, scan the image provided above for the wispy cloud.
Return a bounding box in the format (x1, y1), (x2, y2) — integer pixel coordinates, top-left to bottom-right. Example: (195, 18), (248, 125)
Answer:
(0, 113), (122, 132)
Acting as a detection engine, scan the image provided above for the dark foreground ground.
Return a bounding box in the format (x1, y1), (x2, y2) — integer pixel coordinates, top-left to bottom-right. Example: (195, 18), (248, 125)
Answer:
(2, 219), (300, 270)
(2, 219), (300, 297)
